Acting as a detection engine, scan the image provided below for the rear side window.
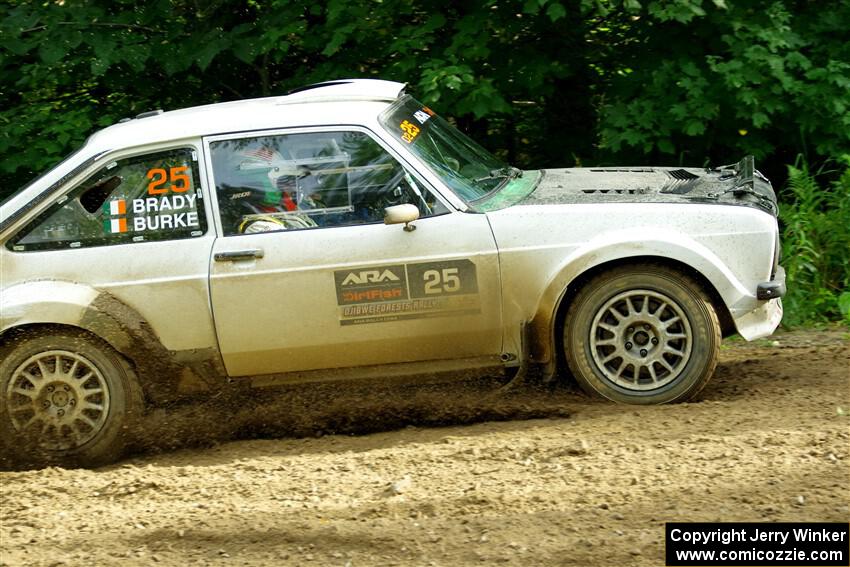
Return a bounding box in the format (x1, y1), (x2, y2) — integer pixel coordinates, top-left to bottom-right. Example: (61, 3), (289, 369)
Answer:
(8, 148), (206, 252)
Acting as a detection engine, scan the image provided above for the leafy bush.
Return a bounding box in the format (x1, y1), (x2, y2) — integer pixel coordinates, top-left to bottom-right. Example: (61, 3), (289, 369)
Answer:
(779, 156), (850, 326)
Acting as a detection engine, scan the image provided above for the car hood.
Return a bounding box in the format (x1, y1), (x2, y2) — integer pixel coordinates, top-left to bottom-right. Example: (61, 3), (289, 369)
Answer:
(517, 156), (777, 216)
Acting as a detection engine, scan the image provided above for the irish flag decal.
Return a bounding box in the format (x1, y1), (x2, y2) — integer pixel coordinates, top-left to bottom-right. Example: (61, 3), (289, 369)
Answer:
(104, 199), (126, 216)
(104, 218), (128, 233)
(103, 199), (128, 233)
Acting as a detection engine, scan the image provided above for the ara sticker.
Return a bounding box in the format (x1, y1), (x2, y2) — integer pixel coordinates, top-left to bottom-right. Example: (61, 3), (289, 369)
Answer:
(334, 265), (408, 305)
(333, 260), (480, 325)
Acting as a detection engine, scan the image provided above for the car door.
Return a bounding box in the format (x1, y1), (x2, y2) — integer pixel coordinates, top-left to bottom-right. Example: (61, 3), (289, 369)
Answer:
(205, 127), (502, 377)
(3, 145), (219, 356)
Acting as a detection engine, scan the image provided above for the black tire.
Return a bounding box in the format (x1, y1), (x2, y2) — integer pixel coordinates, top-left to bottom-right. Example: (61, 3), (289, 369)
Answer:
(0, 329), (143, 467)
(563, 264), (720, 404)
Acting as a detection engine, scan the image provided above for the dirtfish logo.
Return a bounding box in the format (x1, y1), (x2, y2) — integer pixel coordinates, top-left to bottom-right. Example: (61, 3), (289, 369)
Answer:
(341, 270), (401, 286)
(334, 264), (409, 305)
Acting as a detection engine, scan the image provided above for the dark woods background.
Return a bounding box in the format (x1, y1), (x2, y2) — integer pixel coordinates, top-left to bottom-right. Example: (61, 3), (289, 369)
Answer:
(1, 0), (848, 323)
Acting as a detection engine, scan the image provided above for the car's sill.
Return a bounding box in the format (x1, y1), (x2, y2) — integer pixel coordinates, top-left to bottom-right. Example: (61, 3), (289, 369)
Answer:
(247, 356), (504, 389)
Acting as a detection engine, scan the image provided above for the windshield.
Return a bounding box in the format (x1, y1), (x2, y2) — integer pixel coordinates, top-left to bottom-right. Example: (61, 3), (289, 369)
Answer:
(380, 96), (515, 203)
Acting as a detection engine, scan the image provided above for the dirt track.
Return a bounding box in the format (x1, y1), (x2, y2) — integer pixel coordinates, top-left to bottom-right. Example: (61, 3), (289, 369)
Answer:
(1, 329), (849, 566)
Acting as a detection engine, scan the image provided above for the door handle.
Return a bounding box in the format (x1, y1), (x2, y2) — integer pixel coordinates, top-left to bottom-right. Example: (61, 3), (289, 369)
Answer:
(214, 249), (264, 262)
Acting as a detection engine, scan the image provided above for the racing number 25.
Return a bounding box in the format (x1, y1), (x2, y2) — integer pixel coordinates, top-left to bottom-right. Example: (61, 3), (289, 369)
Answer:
(423, 268), (460, 294)
(147, 166), (190, 195)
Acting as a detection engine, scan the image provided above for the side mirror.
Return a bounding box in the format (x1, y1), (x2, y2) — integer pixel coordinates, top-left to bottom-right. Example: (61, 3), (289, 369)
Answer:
(384, 204), (420, 232)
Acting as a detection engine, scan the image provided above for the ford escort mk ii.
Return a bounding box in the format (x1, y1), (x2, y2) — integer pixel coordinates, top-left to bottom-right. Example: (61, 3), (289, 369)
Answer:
(0, 79), (785, 466)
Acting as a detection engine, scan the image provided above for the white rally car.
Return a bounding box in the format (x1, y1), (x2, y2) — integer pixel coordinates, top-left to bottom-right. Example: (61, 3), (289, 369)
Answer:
(0, 79), (784, 466)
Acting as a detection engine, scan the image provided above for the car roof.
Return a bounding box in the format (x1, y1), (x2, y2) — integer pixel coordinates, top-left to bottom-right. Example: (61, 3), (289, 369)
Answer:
(87, 79), (406, 152)
(0, 79), (406, 232)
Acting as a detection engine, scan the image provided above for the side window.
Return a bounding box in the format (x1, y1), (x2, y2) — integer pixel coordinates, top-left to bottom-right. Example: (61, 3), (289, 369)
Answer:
(210, 131), (448, 236)
(9, 149), (206, 251)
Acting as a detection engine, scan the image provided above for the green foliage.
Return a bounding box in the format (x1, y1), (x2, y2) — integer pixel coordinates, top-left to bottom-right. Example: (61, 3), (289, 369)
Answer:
(4, 0), (848, 197)
(1, 0), (849, 327)
(0, 0), (602, 193)
(598, 0), (850, 166)
(779, 157), (850, 326)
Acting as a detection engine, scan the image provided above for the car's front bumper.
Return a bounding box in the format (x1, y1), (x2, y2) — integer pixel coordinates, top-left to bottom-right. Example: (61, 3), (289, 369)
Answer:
(757, 266), (786, 300)
(732, 265), (786, 340)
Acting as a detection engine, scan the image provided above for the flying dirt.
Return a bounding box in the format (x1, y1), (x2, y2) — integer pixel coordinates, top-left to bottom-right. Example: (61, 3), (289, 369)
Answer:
(1, 328), (848, 566)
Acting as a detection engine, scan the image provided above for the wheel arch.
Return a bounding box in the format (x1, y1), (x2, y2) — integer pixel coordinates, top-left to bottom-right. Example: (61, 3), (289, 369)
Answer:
(0, 281), (222, 403)
(530, 247), (737, 375)
(1, 322), (122, 352)
(1, 281), (136, 356)
(1, 320), (159, 407)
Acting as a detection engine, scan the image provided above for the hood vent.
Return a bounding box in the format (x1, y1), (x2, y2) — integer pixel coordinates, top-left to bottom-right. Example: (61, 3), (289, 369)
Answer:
(661, 169), (700, 194)
(581, 189), (642, 195)
(668, 169), (699, 181)
(590, 168), (654, 173)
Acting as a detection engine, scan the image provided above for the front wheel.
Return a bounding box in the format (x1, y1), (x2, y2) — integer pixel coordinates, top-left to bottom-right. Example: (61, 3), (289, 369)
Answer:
(0, 329), (143, 467)
(563, 265), (720, 404)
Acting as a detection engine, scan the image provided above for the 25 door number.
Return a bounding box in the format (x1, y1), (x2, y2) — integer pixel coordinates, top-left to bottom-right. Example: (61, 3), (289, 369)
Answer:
(147, 166), (190, 195)
(423, 267), (461, 294)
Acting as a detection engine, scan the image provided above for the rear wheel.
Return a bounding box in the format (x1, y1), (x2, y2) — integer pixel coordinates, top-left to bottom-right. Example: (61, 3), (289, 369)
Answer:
(0, 329), (143, 467)
(563, 265), (720, 404)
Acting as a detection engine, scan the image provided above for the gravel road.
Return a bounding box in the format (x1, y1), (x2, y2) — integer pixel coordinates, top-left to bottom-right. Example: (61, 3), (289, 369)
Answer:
(1, 329), (848, 566)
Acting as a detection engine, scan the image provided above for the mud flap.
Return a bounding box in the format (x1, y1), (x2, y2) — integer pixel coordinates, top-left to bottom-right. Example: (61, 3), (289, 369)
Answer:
(499, 321), (530, 392)
(80, 292), (228, 404)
